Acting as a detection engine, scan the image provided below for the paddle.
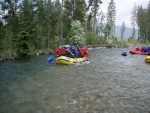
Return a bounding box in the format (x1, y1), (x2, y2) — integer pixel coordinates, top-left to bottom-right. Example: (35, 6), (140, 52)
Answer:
(48, 48), (66, 63)
(77, 45), (84, 56)
(48, 55), (54, 63)
(89, 54), (94, 60)
(77, 45), (94, 60)
(76, 45), (88, 61)
(68, 46), (85, 64)
(68, 49), (80, 64)
(68, 49), (75, 58)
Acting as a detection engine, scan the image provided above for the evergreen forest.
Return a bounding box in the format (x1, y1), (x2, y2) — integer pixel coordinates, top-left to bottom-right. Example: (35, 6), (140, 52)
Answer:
(0, 0), (150, 59)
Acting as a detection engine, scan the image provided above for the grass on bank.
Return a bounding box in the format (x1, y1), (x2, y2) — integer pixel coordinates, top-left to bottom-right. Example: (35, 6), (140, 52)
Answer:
(85, 32), (147, 48)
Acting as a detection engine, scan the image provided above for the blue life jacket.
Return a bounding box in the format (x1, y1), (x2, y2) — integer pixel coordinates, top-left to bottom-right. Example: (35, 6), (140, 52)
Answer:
(148, 47), (150, 51)
(74, 49), (79, 57)
(143, 47), (148, 52)
(69, 46), (75, 51)
(69, 46), (79, 57)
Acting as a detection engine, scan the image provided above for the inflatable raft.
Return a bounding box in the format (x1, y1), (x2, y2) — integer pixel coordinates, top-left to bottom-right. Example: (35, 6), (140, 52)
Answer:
(56, 56), (86, 65)
(145, 56), (150, 63)
(129, 48), (149, 55)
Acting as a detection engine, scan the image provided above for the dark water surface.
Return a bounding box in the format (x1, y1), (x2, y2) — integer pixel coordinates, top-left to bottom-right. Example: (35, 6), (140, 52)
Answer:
(0, 48), (150, 113)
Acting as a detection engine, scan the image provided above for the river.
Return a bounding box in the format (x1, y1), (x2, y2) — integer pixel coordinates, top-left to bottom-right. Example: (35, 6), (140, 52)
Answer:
(0, 48), (150, 113)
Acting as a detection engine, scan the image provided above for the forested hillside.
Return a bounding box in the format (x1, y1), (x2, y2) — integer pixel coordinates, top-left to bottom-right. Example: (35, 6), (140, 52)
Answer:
(0, 0), (150, 59)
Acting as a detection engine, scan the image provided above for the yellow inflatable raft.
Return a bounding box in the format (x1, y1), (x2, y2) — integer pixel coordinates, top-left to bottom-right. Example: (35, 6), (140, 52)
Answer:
(145, 56), (150, 63)
(56, 56), (86, 65)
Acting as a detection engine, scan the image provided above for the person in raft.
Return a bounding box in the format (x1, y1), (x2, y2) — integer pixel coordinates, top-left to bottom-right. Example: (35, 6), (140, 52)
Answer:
(55, 45), (88, 58)
(77, 46), (89, 58)
(148, 46), (150, 52)
(141, 46), (148, 52)
(148, 47), (150, 56)
(69, 46), (79, 58)
(55, 46), (66, 57)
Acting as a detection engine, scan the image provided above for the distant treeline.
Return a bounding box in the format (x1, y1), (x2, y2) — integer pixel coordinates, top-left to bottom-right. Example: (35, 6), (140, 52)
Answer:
(0, 0), (149, 59)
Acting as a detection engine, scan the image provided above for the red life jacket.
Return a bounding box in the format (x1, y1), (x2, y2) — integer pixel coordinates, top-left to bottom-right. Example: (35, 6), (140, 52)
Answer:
(78, 47), (89, 57)
(55, 48), (66, 57)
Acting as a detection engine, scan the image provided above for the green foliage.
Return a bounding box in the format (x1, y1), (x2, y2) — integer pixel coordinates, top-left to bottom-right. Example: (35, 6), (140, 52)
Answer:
(49, 36), (59, 49)
(0, 49), (15, 60)
(17, 41), (30, 57)
(64, 0), (86, 22)
(0, 21), (5, 50)
(107, 0), (116, 25)
(70, 20), (86, 45)
(147, 2), (150, 42)
(16, 31), (30, 58)
(63, 0), (87, 40)
(1, 0), (150, 60)
(103, 23), (111, 37)
(73, 0), (87, 23)
(136, 3), (150, 42)
(87, 0), (103, 34)
(85, 32), (107, 45)
(115, 40), (137, 48)
(106, 0), (116, 37)
(128, 37), (138, 43)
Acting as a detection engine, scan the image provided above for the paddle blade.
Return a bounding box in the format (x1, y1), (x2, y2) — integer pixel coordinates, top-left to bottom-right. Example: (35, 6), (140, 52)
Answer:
(48, 55), (54, 63)
(89, 55), (94, 60)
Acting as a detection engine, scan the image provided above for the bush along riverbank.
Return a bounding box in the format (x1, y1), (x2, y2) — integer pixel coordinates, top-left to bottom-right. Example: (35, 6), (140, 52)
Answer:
(0, 40), (149, 61)
(0, 49), (54, 61)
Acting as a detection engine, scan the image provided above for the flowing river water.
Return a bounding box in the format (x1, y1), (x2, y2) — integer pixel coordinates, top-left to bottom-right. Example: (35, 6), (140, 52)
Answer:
(0, 48), (150, 113)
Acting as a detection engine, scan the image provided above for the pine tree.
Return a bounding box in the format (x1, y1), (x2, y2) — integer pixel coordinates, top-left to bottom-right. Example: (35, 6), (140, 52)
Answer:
(87, 0), (103, 34)
(131, 2), (137, 39)
(74, 0), (87, 23)
(97, 10), (106, 36)
(86, 12), (92, 32)
(147, 1), (150, 41)
(106, 0), (116, 37)
(14, 0), (36, 57)
(120, 21), (126, 40)
(0, 0), (20, 54)
(137, 6), (147, 42)
(0, 21), (5, 52)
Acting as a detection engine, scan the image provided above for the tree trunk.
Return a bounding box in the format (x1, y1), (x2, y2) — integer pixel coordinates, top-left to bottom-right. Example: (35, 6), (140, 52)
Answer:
(93, 7), (97, 34)
(60, 0), (63, 46)
(48, 28), (50, 49)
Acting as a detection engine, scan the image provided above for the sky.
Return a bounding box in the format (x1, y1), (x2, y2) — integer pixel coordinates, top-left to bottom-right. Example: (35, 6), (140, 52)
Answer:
(99, 0), (149, 28)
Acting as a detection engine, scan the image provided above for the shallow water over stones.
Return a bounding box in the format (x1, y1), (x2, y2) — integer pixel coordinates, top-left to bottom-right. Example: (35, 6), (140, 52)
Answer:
(0, 48), (150, 113)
